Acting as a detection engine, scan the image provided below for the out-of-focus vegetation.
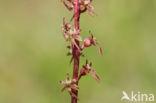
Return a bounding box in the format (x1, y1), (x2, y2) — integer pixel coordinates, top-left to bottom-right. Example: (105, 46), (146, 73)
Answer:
(0, 0), (156, 103)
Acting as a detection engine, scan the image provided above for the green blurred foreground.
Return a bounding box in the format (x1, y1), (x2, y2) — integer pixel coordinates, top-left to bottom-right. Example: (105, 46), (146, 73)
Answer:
(0, 0), (156, 103)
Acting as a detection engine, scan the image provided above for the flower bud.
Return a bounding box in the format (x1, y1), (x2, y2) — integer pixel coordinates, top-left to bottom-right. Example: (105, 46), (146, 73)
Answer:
(83, 38), (92, 47)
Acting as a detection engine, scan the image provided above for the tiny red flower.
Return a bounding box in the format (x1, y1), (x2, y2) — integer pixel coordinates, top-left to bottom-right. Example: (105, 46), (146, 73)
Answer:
(60, 74), (79, 100)
(79, 0), (96, 16)
(62, 18), (82, 51)
(81, 31), (102, 55)
(78, 60), (100, 82)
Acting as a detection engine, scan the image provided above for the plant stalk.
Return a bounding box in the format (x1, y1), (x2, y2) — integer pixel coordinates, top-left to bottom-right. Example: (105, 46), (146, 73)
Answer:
(72, 0), (80, 103)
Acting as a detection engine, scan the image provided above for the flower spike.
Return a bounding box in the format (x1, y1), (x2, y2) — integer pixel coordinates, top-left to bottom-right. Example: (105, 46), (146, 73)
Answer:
(60, 0), (102, 102)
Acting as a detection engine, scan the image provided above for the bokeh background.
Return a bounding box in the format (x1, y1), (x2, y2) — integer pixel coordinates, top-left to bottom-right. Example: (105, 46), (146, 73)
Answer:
(0, 0), (156, 103)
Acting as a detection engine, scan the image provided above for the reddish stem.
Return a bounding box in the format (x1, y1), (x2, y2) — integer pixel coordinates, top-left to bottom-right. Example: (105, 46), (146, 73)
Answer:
(72, 0), (80, 103)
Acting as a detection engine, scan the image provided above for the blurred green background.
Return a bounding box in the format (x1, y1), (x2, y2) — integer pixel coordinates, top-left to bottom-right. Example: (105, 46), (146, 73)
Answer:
(0, 0), (156, 103)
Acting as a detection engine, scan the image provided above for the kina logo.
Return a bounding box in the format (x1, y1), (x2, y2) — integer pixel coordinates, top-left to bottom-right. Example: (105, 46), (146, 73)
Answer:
(121, 91), (155, 102)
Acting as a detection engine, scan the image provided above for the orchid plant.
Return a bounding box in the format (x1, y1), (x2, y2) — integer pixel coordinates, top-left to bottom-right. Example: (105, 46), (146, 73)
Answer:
(60, 0), (102, 103)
